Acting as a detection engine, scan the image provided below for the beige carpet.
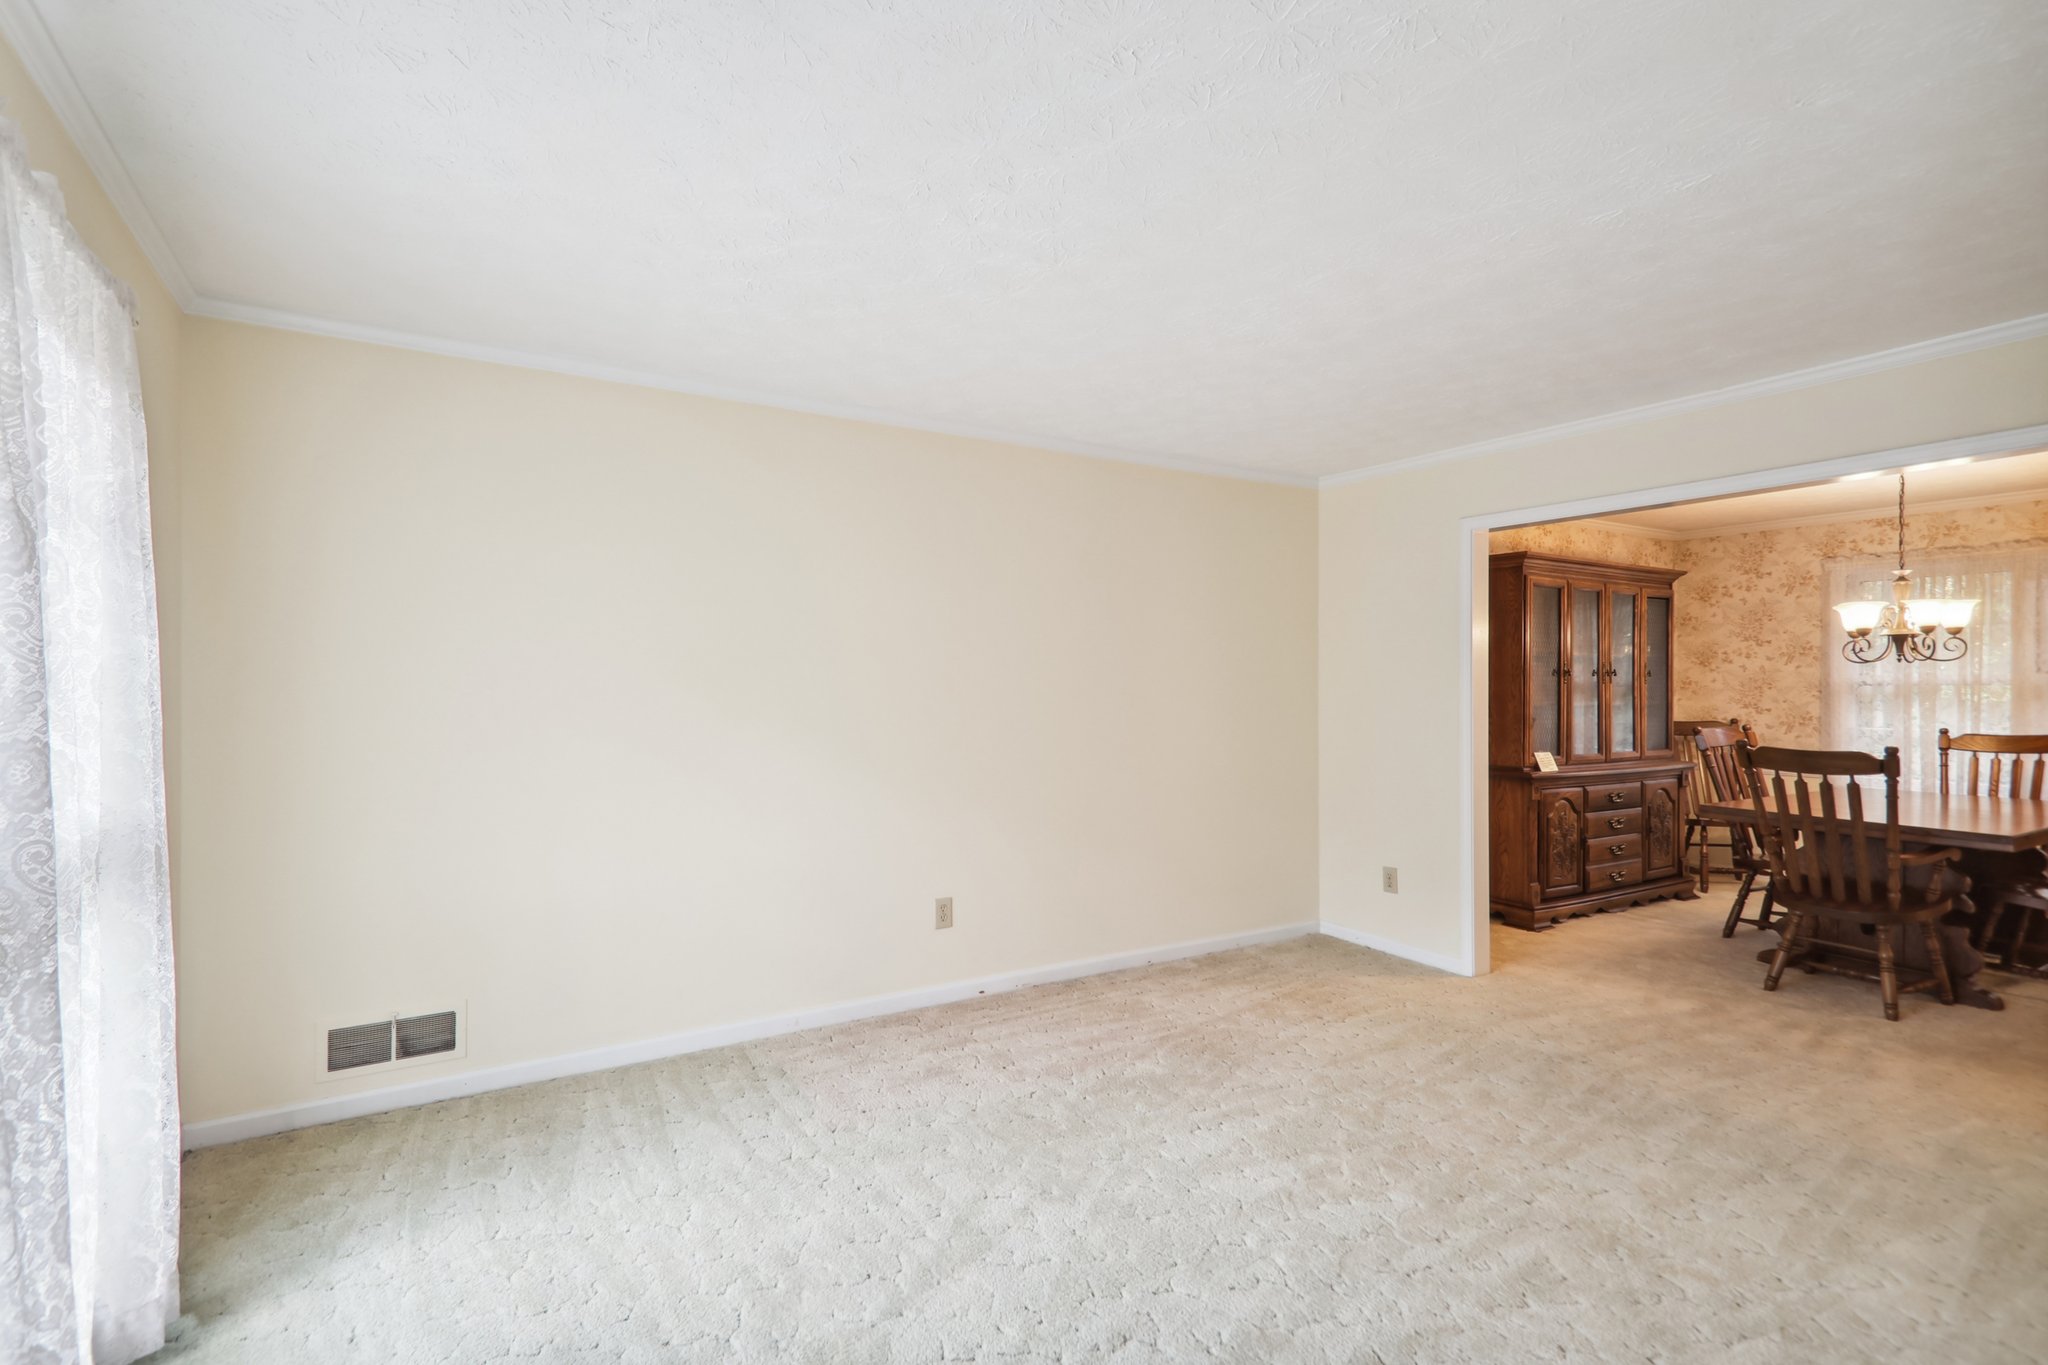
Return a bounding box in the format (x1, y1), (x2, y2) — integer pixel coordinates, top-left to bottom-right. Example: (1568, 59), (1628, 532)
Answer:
(156, 892), (2048, 1363)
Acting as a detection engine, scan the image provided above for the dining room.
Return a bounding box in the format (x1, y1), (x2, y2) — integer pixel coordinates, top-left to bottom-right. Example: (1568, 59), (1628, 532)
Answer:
(1484, 442), (2048, 1023)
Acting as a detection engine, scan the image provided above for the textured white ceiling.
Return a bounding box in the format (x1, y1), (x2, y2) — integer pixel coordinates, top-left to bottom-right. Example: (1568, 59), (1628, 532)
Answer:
(30, 0), (2048, 480)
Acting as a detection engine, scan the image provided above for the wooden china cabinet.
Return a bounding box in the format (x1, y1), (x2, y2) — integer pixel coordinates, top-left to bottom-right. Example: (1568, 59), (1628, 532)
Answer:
(1489, 552), (1696, 929)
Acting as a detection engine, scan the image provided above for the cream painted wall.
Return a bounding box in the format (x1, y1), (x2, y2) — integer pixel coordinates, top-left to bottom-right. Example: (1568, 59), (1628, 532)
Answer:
(176, 318), (1319, 1123)
(0, 36), (183, 893)
(1322, 335), (2048, 965)
(7, 25), (1317, 1130)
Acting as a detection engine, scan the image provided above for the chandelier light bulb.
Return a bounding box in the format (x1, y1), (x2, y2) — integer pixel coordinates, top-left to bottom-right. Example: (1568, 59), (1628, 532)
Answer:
(1832, 474), (1971, 664)
(1833, 600), (1885, 636)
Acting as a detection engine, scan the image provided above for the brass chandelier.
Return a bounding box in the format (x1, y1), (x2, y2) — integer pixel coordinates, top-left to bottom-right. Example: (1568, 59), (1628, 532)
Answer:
(1831, 473), (1975, 664)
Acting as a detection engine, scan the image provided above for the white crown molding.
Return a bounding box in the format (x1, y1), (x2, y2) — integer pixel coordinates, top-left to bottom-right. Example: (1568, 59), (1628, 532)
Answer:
(181, 920), (1341, 1148)
(187, 296), (1320, 488)
(192, 297), (2046, 496)
(1321, 313), (2048, 488)
(0, 0), (194, 307)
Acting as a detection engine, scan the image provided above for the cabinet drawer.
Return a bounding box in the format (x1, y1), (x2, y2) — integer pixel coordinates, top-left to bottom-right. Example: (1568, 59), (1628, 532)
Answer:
(1585, 834), (1641, 866)
(1584, 781), (1643, 811)
(1588, 859), (1643, 890)
(1589, 808), (1642, 836)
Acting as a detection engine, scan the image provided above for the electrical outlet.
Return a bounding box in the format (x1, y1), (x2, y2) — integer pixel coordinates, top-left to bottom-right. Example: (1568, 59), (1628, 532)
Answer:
(935, 896), (954, 929)
(1382, 867), (1399, 894)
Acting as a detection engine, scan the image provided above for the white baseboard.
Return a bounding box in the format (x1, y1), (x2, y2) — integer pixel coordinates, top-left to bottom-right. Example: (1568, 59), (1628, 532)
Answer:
(1316, 920), (1472, 976)
(181, 919), (1324, 1150)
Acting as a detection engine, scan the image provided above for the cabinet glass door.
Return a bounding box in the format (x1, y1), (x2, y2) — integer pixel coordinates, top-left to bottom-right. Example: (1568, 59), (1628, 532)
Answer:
(1568, 585), (1604, 762)
(1530, 582), (1563, 759)
(1644, 593), (1672, 752)
(1610, 589), (1637, 756)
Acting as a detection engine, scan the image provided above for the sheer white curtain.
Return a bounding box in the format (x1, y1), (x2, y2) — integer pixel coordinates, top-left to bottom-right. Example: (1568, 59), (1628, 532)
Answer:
(1821, 545), (2048, 791)
(0, 124), (178, 1364)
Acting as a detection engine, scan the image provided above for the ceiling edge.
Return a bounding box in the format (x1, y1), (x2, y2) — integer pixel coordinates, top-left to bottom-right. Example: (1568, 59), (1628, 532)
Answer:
(187, 296), (1321, 488)
(1567, 517), (1688, 542)
(1320, 313), (2048, 489)
(0, 0), (195, 307)
(1593, 481), (2048, 543)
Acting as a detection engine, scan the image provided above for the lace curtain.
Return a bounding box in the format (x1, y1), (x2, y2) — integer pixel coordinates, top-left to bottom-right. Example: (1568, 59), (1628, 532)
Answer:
(0, 123), (178, 1364)
(1821, 545), (2048, 791)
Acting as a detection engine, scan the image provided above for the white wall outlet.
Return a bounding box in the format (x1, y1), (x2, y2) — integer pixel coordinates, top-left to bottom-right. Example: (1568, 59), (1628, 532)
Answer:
(1382, 867), (1399, 893)
(935, 896), (954, 929)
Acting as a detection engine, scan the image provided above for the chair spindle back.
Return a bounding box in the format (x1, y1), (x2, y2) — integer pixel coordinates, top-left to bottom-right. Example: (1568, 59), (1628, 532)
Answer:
(1741, 745), (1902, 913)
(1692, 724), (1754, 804)
(1938, 728), (2048, 798)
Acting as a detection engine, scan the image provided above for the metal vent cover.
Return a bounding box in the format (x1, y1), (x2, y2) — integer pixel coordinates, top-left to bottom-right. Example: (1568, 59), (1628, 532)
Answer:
(396, 1010), (458, 1059)
(326, 1020), (394, 1072)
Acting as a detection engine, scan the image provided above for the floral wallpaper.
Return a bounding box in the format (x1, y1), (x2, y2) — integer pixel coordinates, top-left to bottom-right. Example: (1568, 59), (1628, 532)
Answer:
(1491, 496), (2048, 748)
(1489, 520), (1684, 570)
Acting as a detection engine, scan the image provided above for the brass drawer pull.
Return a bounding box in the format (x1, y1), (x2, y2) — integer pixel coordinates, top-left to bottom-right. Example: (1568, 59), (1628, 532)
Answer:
(1609, 843), (1626, 856)
(1607, 817), (1626, 829)
(1608, 869), (1626, 883)
(1608, 792), (1628, 804)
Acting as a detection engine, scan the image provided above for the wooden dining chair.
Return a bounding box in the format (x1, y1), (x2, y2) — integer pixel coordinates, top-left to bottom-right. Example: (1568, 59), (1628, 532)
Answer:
(1692, 725), (1775, 937)
(1741, 744), (1964, 1021)
(1675, 719), (1738, 890)
(1939, 728), (2048, 977)
(1677, 718), (1760, 889)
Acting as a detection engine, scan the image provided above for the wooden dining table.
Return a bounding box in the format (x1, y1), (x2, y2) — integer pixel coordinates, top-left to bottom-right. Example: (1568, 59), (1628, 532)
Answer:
(1696, 788), (2048, 1010)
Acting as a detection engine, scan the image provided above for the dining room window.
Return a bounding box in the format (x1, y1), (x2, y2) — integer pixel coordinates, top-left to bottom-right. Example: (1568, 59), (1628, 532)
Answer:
(1823, 545), (2048, 790)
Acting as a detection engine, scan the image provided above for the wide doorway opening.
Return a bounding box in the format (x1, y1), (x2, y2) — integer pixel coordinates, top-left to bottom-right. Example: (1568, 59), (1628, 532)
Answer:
(1461, 423), (2048, 1012)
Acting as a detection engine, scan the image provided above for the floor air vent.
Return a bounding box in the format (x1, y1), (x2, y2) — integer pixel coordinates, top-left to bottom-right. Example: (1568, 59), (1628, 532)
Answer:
(323, 1007), (463, 1076)
(326, 1020), (394, 1072)
(396, 1010), (458, 1059)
